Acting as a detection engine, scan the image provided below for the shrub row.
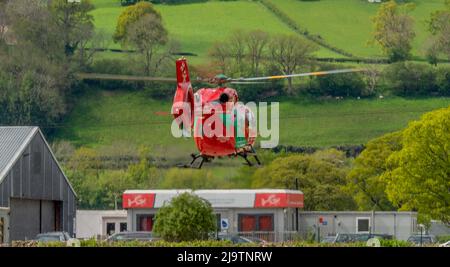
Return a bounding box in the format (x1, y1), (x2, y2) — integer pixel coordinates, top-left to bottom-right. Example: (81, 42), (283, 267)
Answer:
(383, 62), (450, 96)
(9, 239), (431, 247)
(272, 145), (365, 158)
(87, 58), (450, 100)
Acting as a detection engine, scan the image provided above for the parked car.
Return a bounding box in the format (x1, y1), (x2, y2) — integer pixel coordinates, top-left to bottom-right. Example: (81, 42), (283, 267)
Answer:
(106, 231), (160, 242)
(35, 232), (74, 243)
(439, 240), (450, 247)
(407, 235), (437, 246)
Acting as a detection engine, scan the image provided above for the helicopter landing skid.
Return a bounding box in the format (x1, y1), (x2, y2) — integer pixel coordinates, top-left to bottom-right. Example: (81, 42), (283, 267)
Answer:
(178, 153), (212, 169)
(237, 152), (261, 167)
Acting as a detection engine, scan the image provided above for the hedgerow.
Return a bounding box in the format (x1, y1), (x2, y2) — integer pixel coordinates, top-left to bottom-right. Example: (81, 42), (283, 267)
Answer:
(9, 239), (435, 247)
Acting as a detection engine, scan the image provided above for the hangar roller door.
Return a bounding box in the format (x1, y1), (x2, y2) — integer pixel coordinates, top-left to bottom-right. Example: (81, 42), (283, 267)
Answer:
(9, 198), (61, 241)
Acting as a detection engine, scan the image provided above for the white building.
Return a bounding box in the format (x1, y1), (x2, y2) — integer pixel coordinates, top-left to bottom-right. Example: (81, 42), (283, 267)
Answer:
(76, 210), (127, 239)
(123, 189), (304, 242)
(298, 211), (418, 241)
(74, 189), (419, 242)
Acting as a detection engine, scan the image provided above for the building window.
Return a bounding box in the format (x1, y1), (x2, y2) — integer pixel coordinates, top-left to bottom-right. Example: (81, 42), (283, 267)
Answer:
(137, 214), (154, 231)
(356, 217), (370, 233)
(120, 222), (127, 232)
(238, 214), (274, 232)
(106, 222), (116, 236)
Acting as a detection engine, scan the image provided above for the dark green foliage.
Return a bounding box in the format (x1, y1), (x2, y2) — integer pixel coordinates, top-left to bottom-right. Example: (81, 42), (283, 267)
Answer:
(252, 149), (357, 211)
(436, 65), (450, 96)
(0, 0), (95, 128)
(87, 58), (140, 90)
(313, 64), (366, 97)
(234, 81), (284, 102)
(383, 62), (438, 96)
(153, 192), (216, 242)
(437, 235), (450, 243)
(144, 82), (174, 99)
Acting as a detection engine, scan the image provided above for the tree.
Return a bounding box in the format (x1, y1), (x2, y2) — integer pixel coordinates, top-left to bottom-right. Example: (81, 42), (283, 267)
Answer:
(436, 65), (450, 96)
(209, 42), (230, 74)
(269, 34), (318, 95)
(426, 0), (450, 62)
(49, 0), (95, 57)
(251, 149), (356, 211)
(0, 0), (95, 127)
(246, 30), (269, 76)
(228, 30), (247, 76)
(383, 61), (438, 96)
(346, 132), (401, 211)
(5, 0), (64, 58)
(113, 1), (161, 43)
(153, 192), (216, 241)
(371, 0), (416, 62)
(0, 46), (70, 126)
(382, 107), (450, 223)
(67, 147), (101, 178)
(125, 13), (168, 75)
(363, 65), (382, 97)
(315, 64), (366, 97)
(126, 146), (160, 188)
(99, 170), (134, 210)
(0, 0), (7, 43)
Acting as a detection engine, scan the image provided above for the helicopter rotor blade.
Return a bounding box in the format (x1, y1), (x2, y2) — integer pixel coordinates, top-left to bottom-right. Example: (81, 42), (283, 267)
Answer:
(230, 81), (268, 85)
(230, 69), (366, 82)
(76, 73), (177, 82)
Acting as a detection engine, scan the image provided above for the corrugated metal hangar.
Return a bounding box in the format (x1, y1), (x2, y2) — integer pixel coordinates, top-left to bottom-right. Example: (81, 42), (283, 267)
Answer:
(0, 127), (77, 243)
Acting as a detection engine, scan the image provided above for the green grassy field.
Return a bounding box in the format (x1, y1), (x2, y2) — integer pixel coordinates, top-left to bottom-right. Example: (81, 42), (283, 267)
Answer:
(55, 88), (450, 156)
(58, 1), (450, 167)
(90, 0), (344, 64)
(268, 0), (446, 59)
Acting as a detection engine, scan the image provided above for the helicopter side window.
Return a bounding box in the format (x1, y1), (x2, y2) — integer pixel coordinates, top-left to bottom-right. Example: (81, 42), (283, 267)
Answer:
(219, 93), (230, 103)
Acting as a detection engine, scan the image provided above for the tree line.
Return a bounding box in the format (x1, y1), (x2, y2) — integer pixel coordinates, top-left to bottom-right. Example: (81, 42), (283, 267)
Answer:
(0, 0), (99, 129)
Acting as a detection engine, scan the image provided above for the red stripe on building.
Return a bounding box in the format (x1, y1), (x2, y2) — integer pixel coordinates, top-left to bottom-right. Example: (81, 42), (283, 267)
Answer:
(254, 193), (304, 208)
(123, 193), (155, 209)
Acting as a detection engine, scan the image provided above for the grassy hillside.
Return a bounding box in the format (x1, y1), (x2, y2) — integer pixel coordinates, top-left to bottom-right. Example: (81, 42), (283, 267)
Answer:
(267, 0), (446, 59)
(55, 88), (450, 155)
(90, 0), (343, 64)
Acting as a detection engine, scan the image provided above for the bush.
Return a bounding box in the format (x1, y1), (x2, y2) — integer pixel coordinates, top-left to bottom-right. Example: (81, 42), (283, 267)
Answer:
(436, 66), (450, 96)
(144, 82), (174, 100)
(234, 81), (284, 102)
(11, 239), (424, 247)
(437, 235), (450, 243)
(379, 239), (412, 247)
(383, 62), (438, 96)
(153, 192), (216, 242)
(87, 58), (140, 90)
(311, 64), (367, 97)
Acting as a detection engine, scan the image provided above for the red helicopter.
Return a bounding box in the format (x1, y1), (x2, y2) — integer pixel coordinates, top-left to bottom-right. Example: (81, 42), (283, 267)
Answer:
(172, 58), (259, 168)
(78, 58), (364, 168)
(170, 58), (364, 168)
